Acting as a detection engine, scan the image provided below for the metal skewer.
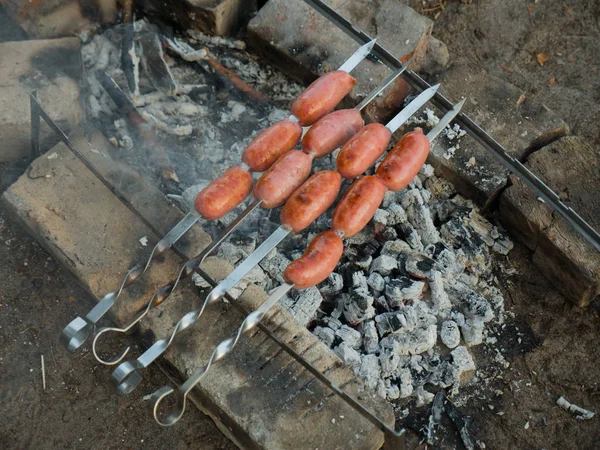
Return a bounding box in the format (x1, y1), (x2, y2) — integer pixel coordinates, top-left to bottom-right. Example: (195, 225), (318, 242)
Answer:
(59, 40), (377, 353)
(92, 59), (413, 366)
(111, 84), (439, 394)
(149, 100), (466, 428)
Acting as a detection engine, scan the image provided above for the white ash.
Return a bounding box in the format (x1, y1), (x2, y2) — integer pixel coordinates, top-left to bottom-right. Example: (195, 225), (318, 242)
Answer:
(556, 396), (596, 420)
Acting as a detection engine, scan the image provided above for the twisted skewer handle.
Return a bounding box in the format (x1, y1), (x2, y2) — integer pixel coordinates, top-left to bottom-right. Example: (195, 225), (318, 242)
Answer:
(59, 212), (200, 352)
(150, 283), (293, 426)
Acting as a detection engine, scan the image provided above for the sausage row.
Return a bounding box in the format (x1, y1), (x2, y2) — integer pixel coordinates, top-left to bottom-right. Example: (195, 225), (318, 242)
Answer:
(283, 128), (431, 289)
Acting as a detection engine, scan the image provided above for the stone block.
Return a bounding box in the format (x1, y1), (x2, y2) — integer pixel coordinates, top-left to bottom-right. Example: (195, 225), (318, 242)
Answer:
(428, 61), (569, 206)
(2, 126), (394, 449)
(248, 0), (444, 123)
(500, 136), (600, 307)
(0, 38), (83, 162)
(138, 0), (256, 36)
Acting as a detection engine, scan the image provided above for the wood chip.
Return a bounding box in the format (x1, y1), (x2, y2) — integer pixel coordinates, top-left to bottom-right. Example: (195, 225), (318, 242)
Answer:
(536, 53), (549, 66)
(563, 4), (574, 15)
(500, 64), (514, 73)
(516, 93), (526, 105)
(548, 77), (558, 86)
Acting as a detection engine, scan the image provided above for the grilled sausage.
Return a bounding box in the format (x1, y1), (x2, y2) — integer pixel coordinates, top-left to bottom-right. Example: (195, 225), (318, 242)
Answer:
(291, 71), (357, 126)
(280, 170), (342, 232)
(302, 109), (364, 158)
(254, 150), (313, 208)
(283, 231), (344, 289)
(376, 128), (430, 191)
(242, 119), (303, 172)
(331, 175), (387, 238)
(336, 123), (392, 179)
(195, 166), (253, 220)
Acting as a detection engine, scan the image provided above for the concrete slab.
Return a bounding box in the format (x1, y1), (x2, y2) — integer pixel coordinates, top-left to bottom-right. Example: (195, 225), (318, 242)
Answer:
(2, 126), (394, 449)
(0, 38), (83, 162)
(500, 136), (600, 307)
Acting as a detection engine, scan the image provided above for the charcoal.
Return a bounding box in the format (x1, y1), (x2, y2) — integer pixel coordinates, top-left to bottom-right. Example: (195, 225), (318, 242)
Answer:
(373, 208), (389, 226)
(440, 218), (470, 248)
(259, 251), (290, 284)
(379, 347), (401, 378)
(375, 312), (404, 336)
(451, 346), (475, 381)
(493, 236), (514, 255)
(323, 316), (342, 331)
(429, 271), (452, 312)
(405, 253), (437, 280)
(435, 247), (465, 278)
(313, 326), (335, 347)
(425, 175), (456, 200)
(343, 293), (375, 325)
(367, 272), (386, 292)
(403, 189), (440, 246)
(386, 203), (408, 225)
(380, 239), (412, 258)
(280, 287), (322, 326)
(386, 384), (401, 401)
(345, 228), (373, 246)
(459, 272), (479, 288)
(244, 265), (267, 285)
(358, 241), (380, 259)
(460, 318), (485, 346)
(468, 211), (496, 246)
(445, 281), (494, 322)
(378, 227), (398, 242)
(333, 342), (361, 369)
(397, 223), (424, 251)
(358, 354), (381, 390)
(379, 324), (437, 356)
(319, 272), (344, 296)
(382, 190), (400, 208)
(419, 163), (435, 178)
(385, 277), (425, 307)
(440, 320), (461, 348)
(335, 325), (362, 349)
(355, 255), (373, 271)
(374, 295), (391, 313)
(351, 271), (370, 297)
(420, 189), (432, 204)
(370, 255), (398, 276)
(397, 368), (414, 398)
(408, 175), (423, 190)
(362, 320), (379, 354)
(436, 199), (456, 223)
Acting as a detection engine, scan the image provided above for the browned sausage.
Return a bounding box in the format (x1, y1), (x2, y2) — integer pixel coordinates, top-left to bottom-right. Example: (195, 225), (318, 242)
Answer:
(280, 170), (342, 232)
(376, 128), (430, 191)
(336, 123), (392, 179)
(242, 119), (303, 172)
(283, 231), (344, 289)
(195, 166), (254, 220)
(253, 150), (313, 208)
(301, 109), (364, 158)
(291, 71), (357, 126)
(331, 176), (387, 238)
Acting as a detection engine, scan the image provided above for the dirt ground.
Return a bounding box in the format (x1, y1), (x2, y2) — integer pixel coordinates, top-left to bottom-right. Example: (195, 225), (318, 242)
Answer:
(0, 1), (599, 449)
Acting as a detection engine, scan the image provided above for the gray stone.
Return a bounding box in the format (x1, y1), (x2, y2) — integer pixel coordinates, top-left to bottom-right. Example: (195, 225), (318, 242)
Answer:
(440, 320), (461, 349)
(428, 61), (569, 206)
(370, 255), (398, 276)
(500, 136), (599, 307)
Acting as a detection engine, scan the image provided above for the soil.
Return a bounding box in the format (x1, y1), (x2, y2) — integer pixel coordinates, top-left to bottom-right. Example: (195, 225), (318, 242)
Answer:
(0, 1), (599, 449)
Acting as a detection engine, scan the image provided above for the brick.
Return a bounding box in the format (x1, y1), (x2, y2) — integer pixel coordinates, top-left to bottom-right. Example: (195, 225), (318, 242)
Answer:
(138, 0), (256, 36)
(500, 136), (600, 307)
(2, 126), (394, 449)
(248, 0), (444, 123)
(0, 38), (83, 162)
(428, 61), (569, 206)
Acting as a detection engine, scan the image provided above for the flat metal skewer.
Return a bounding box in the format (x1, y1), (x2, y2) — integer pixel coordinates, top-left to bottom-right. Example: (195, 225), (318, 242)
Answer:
(92, 61), (412, 366)
(60, 41), (378, 353)
(303, 0), (600, 252)
(111, 86), (439, 393)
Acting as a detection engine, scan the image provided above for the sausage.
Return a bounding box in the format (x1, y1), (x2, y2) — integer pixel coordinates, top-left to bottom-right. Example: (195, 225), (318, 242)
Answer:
(194, 166), (253, 220)
(280, 170), (342, 232)
(376, 128), (430, 191)
(291, 71), (357, 126)
(253, 150), (313, 208)
(336, 123), (391, 179)
(283, 231), (344, 289)
(331, 176), (387, 238)
(242, 119), (303, 172)
(301, 109), (364, 158)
